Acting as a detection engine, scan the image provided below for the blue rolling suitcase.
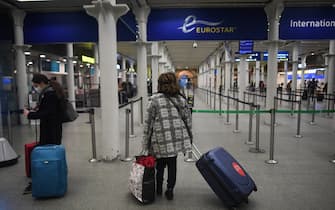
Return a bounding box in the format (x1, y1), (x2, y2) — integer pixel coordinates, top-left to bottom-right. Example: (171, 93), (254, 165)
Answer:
(31, 145), (67, 198)
(195, 147), (257, 208)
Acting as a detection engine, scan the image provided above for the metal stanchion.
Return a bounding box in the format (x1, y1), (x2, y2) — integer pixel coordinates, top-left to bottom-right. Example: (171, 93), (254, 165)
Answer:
(219, 93), (222, 116)
(7, 110), (13, 145)
(121, 109), (133, 162)
(130, 100), (135, 138)
(233, 100), (240, 133)
(89, 108), (98, 163)
(307, 95), (311, 111)
(295, 101), (303, 138)
(209, 89), (212, 108)
(249, 105), (265, 153)
(290, 94), (295, 118)
(265, 108), (278, 164)
(213, 92), (216, 111)
(225, 94), (231, 125)
(327, 95), (331, 118)
(245, 104), (254, 145)
(309, 98), (316, 125)
(206, 89), (209, 105)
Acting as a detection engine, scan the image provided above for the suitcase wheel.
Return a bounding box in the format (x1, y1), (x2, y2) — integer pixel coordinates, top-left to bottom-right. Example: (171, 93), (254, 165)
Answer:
(254, 186), (258, 192)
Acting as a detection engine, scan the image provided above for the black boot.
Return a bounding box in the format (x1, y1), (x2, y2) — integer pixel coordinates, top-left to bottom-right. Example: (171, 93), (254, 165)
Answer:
(165, 188), (174, 200)
(156, 184), (163, 196)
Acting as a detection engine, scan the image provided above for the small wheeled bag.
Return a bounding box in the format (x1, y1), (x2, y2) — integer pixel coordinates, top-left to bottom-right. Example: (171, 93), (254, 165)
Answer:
(31, 144), (67, 198)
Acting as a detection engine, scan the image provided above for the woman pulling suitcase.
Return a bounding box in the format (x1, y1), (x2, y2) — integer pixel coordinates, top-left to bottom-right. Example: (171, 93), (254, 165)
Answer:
(142, 72), (192, 200)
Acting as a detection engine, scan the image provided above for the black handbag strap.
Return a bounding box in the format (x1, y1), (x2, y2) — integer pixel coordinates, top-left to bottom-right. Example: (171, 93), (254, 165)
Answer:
(166, 95), (193, 143)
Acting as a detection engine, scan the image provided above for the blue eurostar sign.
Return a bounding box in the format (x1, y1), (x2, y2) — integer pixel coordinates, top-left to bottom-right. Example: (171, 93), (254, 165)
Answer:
(148, 8), (268, 41)
(280, 7), (335, 40)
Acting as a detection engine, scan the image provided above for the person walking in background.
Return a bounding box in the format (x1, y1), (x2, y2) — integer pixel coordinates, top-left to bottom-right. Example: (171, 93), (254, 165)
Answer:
(142, 72), (192, 201)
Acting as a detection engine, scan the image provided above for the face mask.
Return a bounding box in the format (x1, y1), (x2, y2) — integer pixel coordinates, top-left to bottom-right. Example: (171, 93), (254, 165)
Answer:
(34, 86), (42, 93)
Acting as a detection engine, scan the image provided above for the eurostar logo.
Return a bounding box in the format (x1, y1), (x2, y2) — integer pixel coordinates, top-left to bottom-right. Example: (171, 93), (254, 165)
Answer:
(178, 15), (236, 34)
(178, 15), (223, 33)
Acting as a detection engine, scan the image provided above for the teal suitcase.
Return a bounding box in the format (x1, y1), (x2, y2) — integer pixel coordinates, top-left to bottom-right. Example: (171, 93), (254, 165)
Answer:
(31, 145), (67, 198)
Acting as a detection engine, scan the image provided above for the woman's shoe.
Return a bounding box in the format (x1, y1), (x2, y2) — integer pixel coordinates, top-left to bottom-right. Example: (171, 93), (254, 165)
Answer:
(165, 188), (174, 200)
(157, 185), (163, 196)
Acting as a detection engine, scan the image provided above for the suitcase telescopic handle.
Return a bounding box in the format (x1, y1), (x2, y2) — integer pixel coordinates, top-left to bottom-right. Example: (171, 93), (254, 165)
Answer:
(192, 143), (202, 160)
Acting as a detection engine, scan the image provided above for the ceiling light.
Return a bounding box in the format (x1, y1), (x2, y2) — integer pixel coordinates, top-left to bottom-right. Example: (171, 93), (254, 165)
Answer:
(39, 54), (46, 58)
(24, 51), (31, 55)
(73, 61), (77, 64)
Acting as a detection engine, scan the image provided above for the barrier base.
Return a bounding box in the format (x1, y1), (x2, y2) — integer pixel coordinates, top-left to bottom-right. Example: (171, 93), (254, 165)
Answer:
(265, 159), (278, 164)
(224, 122), (231, 125)
(120, 157), (134, 162)
(330, 159), (335, 164)
(89, 158), (99, 163)
(249, 148), (265, 153)
(184, 157), (196, 163)
(295, 134), (303, 138)
(309, 121), (316, 125)
(245, 141), (255, 145)
(129, 134), (136, 138)
(233, 130), (241, 133)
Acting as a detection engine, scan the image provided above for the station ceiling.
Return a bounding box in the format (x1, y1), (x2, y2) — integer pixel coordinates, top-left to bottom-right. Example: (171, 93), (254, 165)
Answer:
(1, 0), (334, 69)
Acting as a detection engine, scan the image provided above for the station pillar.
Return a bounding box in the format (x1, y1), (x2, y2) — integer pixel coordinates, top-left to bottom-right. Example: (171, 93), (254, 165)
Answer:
(66, 43), (76, 109)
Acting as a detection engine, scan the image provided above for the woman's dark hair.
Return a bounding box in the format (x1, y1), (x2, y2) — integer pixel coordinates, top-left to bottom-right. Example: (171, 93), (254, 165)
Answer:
(32, 73), (65, 100)
(157, 72), (180, 96)
(32, 73), (49, 84)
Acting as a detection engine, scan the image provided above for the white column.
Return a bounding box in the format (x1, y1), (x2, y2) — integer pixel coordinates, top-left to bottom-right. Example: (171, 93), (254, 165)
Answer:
(66, 43), (76, 109)
(284, 61), (288, 87)
(324, 54), (328, 82)
(292, 43), (299, 91)
(12, 10), (29, 124)
(255, 61), (261, 88)
(151, 42), (160, 93)
(238, 55), (248, 99)
(85, 0), (129, 160)
(265, 1), (284, 110)
(94, 43), (101, 88)
(327, 40), (335, 94)
(121, 55), (126, 82)
(224, 44), (231, 93)
(133, 6), (150, 107)
(260, 64), (265, 82)
(300, 55), (307, 89)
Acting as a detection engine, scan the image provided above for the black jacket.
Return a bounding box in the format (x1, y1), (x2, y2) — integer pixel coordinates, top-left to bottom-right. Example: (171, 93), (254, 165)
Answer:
(28, 86), (63, 145)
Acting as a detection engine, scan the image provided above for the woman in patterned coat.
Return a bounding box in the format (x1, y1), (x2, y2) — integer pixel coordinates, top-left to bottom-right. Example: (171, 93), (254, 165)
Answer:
(142, 72), (192, 200)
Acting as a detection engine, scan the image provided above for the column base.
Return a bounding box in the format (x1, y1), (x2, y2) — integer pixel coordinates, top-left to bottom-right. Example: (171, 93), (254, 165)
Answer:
(295, 134), (303, 138)
(89, 158), (99, 163)
(249, 148), (266, 153)
(233, 130), (241, 133)
(309, 121), (316, 125)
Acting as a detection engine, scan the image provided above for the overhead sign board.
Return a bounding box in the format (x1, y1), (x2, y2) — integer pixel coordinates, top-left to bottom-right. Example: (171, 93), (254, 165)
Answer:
(24, 11), (136, 44)
(148, 8), (267, 41)
(280, 7), (335, 40)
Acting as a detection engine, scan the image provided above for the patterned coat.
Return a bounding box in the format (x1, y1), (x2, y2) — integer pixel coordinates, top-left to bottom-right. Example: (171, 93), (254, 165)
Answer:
(142, 93), (192, 158)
